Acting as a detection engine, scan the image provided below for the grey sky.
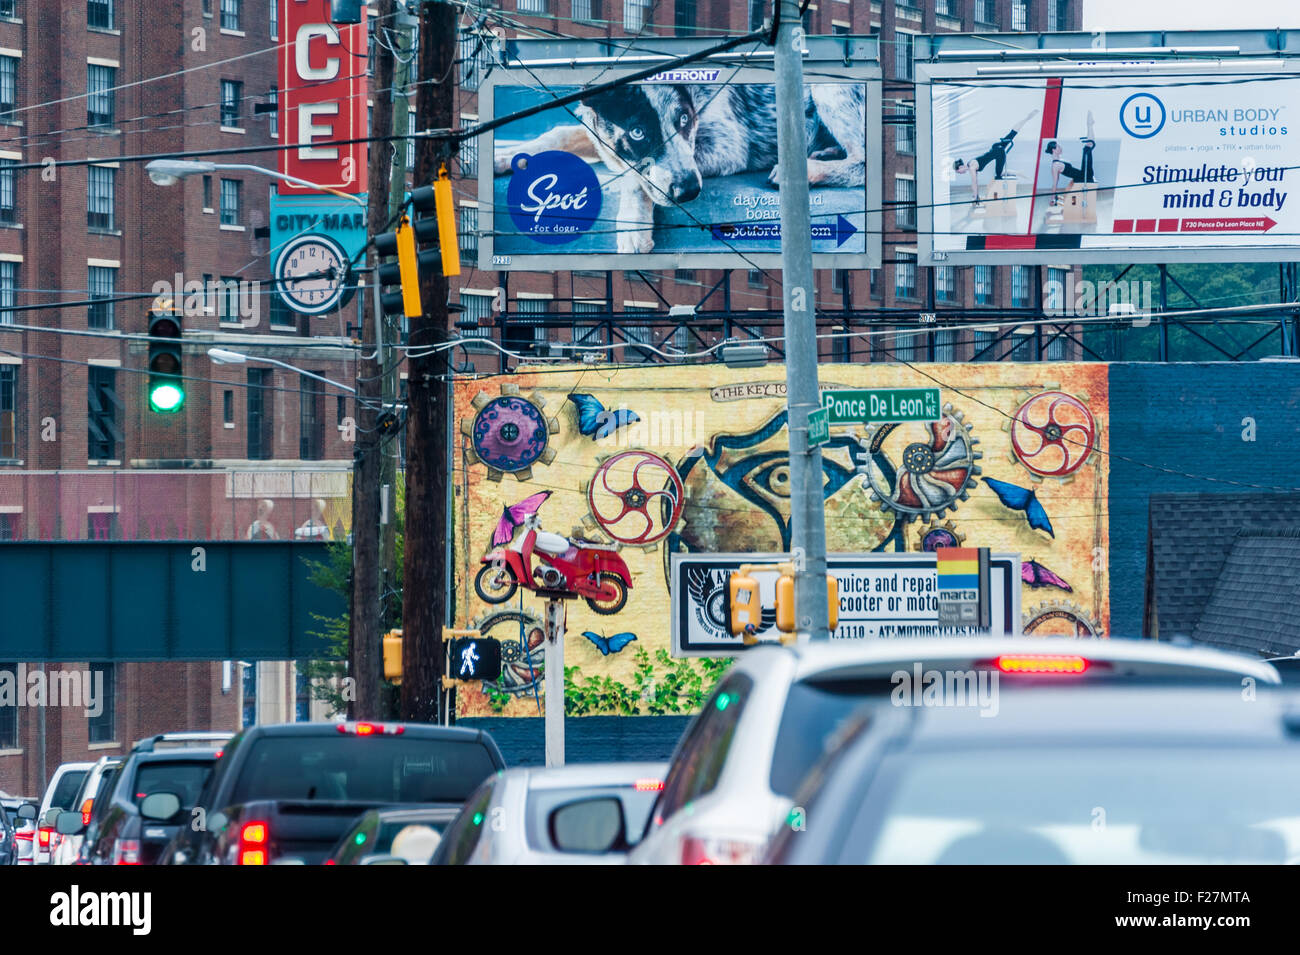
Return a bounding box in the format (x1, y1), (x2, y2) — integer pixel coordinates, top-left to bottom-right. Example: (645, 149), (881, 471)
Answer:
(1084, 0), (1297, 30)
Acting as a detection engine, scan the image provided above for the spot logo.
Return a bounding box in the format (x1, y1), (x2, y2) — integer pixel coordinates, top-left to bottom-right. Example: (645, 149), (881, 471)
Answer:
(506, 150), (602, 244)
(1120, 92), (1166, 139)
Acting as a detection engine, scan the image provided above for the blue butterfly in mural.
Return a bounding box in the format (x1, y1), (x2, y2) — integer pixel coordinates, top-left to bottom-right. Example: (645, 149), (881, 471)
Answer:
(568, 394), (641, 440)
(582, 631), (638, 656)
(983, 477), (1055, 538)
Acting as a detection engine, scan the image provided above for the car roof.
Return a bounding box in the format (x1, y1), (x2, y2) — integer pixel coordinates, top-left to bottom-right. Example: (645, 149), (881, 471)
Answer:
(501, 762), (670, 790)
(126, 748), (222, 762)
(373, 806), (464, 822)
(771, 636), (1281, 684)
(246, 721), (492, 742)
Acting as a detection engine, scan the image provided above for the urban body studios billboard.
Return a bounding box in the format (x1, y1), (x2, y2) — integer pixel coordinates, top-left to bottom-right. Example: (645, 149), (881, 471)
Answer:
(479, 37), (881, 271)
(919, 61), (1300, 264)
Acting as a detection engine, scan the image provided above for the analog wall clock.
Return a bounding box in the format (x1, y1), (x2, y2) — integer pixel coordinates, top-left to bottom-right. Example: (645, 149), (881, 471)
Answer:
(274, 233), (352, 316)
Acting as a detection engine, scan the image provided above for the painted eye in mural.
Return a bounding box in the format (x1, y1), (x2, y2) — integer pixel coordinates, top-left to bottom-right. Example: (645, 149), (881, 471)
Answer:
(738, 457), (856, 505)
(677, 112), (690, 131)
(628, 126), (646, 141)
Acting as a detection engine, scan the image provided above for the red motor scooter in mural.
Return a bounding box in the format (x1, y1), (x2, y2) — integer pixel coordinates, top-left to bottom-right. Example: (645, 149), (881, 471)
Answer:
(476, 513), (633, 615)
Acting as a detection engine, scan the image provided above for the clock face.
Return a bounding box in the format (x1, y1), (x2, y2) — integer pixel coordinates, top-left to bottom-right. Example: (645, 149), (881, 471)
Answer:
(274, 234), (350, 316)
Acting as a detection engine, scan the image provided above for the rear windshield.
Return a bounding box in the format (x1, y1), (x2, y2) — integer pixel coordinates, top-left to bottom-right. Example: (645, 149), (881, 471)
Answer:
(231, 736), (498, 805)
(133, 761), (213, 811)
(49, 770), (88, 810)
(768, 678), (885, 798)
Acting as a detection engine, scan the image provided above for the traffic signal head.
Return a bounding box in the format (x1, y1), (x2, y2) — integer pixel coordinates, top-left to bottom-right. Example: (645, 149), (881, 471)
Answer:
(728, 572), (761, 641)
(448, 636), (502, 683)
(147, 296), (184, 414)
(383, 630), (403, 684)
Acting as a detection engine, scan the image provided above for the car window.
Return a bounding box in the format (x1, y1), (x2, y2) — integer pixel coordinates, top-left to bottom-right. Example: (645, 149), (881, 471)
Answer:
(49, 770), (89, 810)
(230, 736), (498, 805)
(90, 767), (120, 818)
(525, 786), (659, 852)
(435, 781), (495, 865)
(132, 761), (213, 813)
(656, 673), (754, 821)
(768, 678), (878, 798)
(334, 813), (381, 866)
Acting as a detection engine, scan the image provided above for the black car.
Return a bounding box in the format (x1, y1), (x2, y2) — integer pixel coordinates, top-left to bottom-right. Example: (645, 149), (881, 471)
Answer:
(83, 747), (221, 866)
(0, 802), (15, 866)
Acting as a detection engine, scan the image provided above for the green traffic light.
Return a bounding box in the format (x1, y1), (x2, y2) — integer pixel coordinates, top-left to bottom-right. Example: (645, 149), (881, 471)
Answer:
(149, 383), (185, 413)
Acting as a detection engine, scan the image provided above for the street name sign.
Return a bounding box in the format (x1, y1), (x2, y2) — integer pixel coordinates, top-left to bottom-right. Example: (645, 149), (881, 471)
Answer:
(822, 387), (941, 425)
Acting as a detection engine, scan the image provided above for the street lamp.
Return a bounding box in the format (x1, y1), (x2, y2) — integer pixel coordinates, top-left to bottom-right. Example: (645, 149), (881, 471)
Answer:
(207, 347), (358, 395)
(145, 159), (365, 206)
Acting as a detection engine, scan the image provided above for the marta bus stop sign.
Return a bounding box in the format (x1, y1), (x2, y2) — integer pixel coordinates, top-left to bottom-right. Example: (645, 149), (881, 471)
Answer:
(822, 387), (941, 424)
(808, 407), (830, 448)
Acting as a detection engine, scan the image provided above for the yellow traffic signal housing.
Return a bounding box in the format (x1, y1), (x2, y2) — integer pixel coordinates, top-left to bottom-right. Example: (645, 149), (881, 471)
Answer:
(434, 165), (460, 277)
(728, 572), (761, 639)
(775, 573), (839, 635)
(394, 215), (423, 318)
(383, 629), (403, 684)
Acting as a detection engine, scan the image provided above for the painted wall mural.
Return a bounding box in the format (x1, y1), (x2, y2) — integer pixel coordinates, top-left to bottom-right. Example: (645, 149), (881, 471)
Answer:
(453, 363), (1110, 716)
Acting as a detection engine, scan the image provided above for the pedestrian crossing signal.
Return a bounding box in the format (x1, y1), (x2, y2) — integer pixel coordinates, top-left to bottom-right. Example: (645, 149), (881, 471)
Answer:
(448, 636), (502, 683)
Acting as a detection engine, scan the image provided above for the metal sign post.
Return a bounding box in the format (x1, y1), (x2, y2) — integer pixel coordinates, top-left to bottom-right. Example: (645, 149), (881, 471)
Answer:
(544, 597), (567, 767)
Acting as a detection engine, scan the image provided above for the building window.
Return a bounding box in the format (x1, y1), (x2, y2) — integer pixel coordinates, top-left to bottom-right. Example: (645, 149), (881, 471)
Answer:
(0, 260), (13, 325)
(220, 178), (242, 226)
(625, 0), (651, 31)
(975, 0), (997, 25)
(1011, 265), (1033, 308)
(295, 667), (310, 722)
(573, 0), (599, 22)
(623, 318), (653, 363)
(458, 292), (493, 341)
(895, 177), (916, 229)
(0, 365), (15, 459)
(87, 366), (120, 461)
(1049, 0), (1069, 29)
(1046, 332), (1068, 360)
(934, 266), (956, 303)
(242, 663), (256, 727)
(0, 159), (15, 224)
(1046, 267), (1067, 311)
(893, 328), (916, 363)
(517, 0), (546, 11)
(336, 395), (347, 427)
(1009, 333), (1034, 361)
(935, 0), (960, 16)
(0, 55), (18, 123)
(459, 34), (483, 90)
(267, 86), (277, 136)
(832, 269), (847, 295)
(934, 328), (956, 362)
(509, 298), (550, 353)
(220, 0), (241, 31)
(300, 376), (322, 460)
(1011, 0), (1028, 31)
(973, 329), (996, 361)
(675, 269), (696, 284)
(88, 266), (116, 329)
(747, 269), (764, 288)
(0, 2), (16, 20)
(247, 368), (272, 459)
(87, 64), (116, 128)
(896, 103), (915, 155)
(88, 165), (116, 231)
(221, 79), (242, 128)
(869, 269), (879, 298)
(460, 206), (478, 266)
(269, 0), (276, 36)
(974, 265), (994, 305)
(832, 21), (850, 36)
(270, 296), (297, 328)
(0, 663), (14, 746)
(675, 0), (696, 35)
(407, 111), (417, 171)
(895, 255), (917, 300)
(216, 276), (241, 323)
(895, 31), (914, 80)
(223, 389), (234, 425)
(87, 0), (113, 30)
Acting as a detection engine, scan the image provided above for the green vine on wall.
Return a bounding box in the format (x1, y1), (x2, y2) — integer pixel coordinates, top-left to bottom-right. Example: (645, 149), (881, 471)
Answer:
(563, 647), (732, 717)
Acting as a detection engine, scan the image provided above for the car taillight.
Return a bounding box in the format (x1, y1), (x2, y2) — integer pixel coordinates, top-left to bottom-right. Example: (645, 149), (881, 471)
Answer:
(239, 820), (269, 865)
(995, 653), (1089, 674)
(634, 779), (664, 792)
(112, 839), (141, 865)
(680, 835), (764, 866)
(81, 798), (94, 826)
(15, 831), (33, 841)
(335, 721), (405, 736)
(37, 827), (52, 848)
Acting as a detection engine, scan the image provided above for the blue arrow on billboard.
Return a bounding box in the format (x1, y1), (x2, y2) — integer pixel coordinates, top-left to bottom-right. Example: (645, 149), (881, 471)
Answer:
(710, 214), (858, 248)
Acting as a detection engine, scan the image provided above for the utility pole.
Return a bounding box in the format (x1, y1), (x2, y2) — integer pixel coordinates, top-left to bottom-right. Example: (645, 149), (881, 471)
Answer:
(773, 0), (831, 640)
(401, 0), (457, 722)
(348, 0), (398, 719)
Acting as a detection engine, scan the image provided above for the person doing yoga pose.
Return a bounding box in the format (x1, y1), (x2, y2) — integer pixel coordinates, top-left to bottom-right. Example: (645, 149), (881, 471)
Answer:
(952, 110), (1038, 211)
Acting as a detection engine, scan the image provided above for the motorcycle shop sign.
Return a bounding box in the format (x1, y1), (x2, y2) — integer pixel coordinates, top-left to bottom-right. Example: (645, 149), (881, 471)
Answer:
(670, 552), (1021, 657)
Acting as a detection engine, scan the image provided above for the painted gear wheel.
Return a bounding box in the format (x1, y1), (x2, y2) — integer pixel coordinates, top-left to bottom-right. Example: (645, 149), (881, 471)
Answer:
(1009, 390), (1097, 480)
(473, 607), (545, 697)
(854, 403), (982, 523)
(1022, 599), (1102, 638)
(916, 519), (965, 552)
(461, 384), (558, 481)
(582, 449), (685, 547)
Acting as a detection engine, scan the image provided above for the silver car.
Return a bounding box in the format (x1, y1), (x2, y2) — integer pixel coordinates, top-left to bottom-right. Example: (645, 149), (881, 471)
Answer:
(432, 762), (668, 865)
(630, 636), (1282, 865)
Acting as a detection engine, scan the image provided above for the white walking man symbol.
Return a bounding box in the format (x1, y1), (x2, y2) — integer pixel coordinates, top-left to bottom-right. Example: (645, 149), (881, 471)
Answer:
(459, 641), (480, 677)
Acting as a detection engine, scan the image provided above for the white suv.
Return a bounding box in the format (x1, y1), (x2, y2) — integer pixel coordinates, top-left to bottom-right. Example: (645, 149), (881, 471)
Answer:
(34, 762), (93, 864)
(629, 637), (1281, 865)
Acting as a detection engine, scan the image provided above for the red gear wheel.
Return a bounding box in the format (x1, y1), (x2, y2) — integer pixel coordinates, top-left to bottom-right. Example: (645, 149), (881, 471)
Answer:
(1010, 391), (1097, 479)
(586, 449), (684, 545)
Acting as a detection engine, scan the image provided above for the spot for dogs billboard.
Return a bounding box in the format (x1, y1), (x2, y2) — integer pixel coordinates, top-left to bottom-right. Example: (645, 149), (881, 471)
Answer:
(918, 61), (1300, 264)
(478, 36), (881, 271)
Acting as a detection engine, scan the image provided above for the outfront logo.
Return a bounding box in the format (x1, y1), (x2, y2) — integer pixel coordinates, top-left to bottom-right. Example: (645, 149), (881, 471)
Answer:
(1120, 92), (1166, 139)
(506, 150), (602, 245)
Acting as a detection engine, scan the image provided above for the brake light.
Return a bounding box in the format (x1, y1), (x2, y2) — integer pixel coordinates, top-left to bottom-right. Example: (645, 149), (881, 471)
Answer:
(239, 820), (269, 866)
(634, 779), (664, 792)
(81, 799), (94, 826)
(214, 750), (223, 759)
(112, 839), (141, 865)
(37, 827), (51, 848)
(995, 654), (1089, 674)
(680, 835), (764, 866)
(356, 722), (376, 736)
(335, 721), (405, 736)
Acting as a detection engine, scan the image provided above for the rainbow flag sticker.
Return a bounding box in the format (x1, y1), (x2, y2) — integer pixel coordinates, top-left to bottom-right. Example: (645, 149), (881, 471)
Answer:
(935, 547), (980, 591)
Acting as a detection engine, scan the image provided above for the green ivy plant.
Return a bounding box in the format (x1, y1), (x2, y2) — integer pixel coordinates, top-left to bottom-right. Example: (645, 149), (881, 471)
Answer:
(564, 647), (732, 717)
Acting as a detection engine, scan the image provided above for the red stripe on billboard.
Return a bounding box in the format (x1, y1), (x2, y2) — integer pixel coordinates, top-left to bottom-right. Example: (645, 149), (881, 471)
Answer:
(1134, 219), (1157, 232)
(278, 0), (368, 195)
(982, 235), (1038, 249)
(1112, 219), (1134, 233)
(1157, 218), (1180, 232)
(1026, 78), (1064, 236)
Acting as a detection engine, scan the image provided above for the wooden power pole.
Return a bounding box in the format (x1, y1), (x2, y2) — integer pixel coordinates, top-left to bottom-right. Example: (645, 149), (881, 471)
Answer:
(401, 0), (457, 722)
(348, 0), (397, 720)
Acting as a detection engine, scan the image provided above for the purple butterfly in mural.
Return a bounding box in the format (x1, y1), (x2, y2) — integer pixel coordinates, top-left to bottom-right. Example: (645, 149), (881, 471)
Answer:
(1022, 559), (1072, 592)
(491, 490), (552, 547)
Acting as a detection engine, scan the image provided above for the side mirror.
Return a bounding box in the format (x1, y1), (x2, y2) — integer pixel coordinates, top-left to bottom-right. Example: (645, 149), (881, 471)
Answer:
(17, 803), (37, 820)
(55, 811), (85, 836)
(41, 808), (61, 828)
(548, 795), (627, 854)
(360, 854), (408, 865)
(140, 792), (182, 821)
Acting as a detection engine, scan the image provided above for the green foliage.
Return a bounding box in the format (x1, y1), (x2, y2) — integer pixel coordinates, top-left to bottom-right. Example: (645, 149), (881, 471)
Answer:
(301, 541), (354, 717)
(564, 647), (732, 717)
(482, 683), (515, 714)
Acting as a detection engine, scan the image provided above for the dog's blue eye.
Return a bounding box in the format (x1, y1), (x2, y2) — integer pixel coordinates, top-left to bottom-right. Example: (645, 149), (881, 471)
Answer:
(628, 126), (645, 141)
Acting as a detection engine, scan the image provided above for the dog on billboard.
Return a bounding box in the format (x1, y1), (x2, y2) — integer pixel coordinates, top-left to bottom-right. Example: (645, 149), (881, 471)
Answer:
(493, 83), (866, 253)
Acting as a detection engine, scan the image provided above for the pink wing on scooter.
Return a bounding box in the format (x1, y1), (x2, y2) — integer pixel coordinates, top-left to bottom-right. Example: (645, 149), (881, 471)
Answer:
(491, 490), (552, 546)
